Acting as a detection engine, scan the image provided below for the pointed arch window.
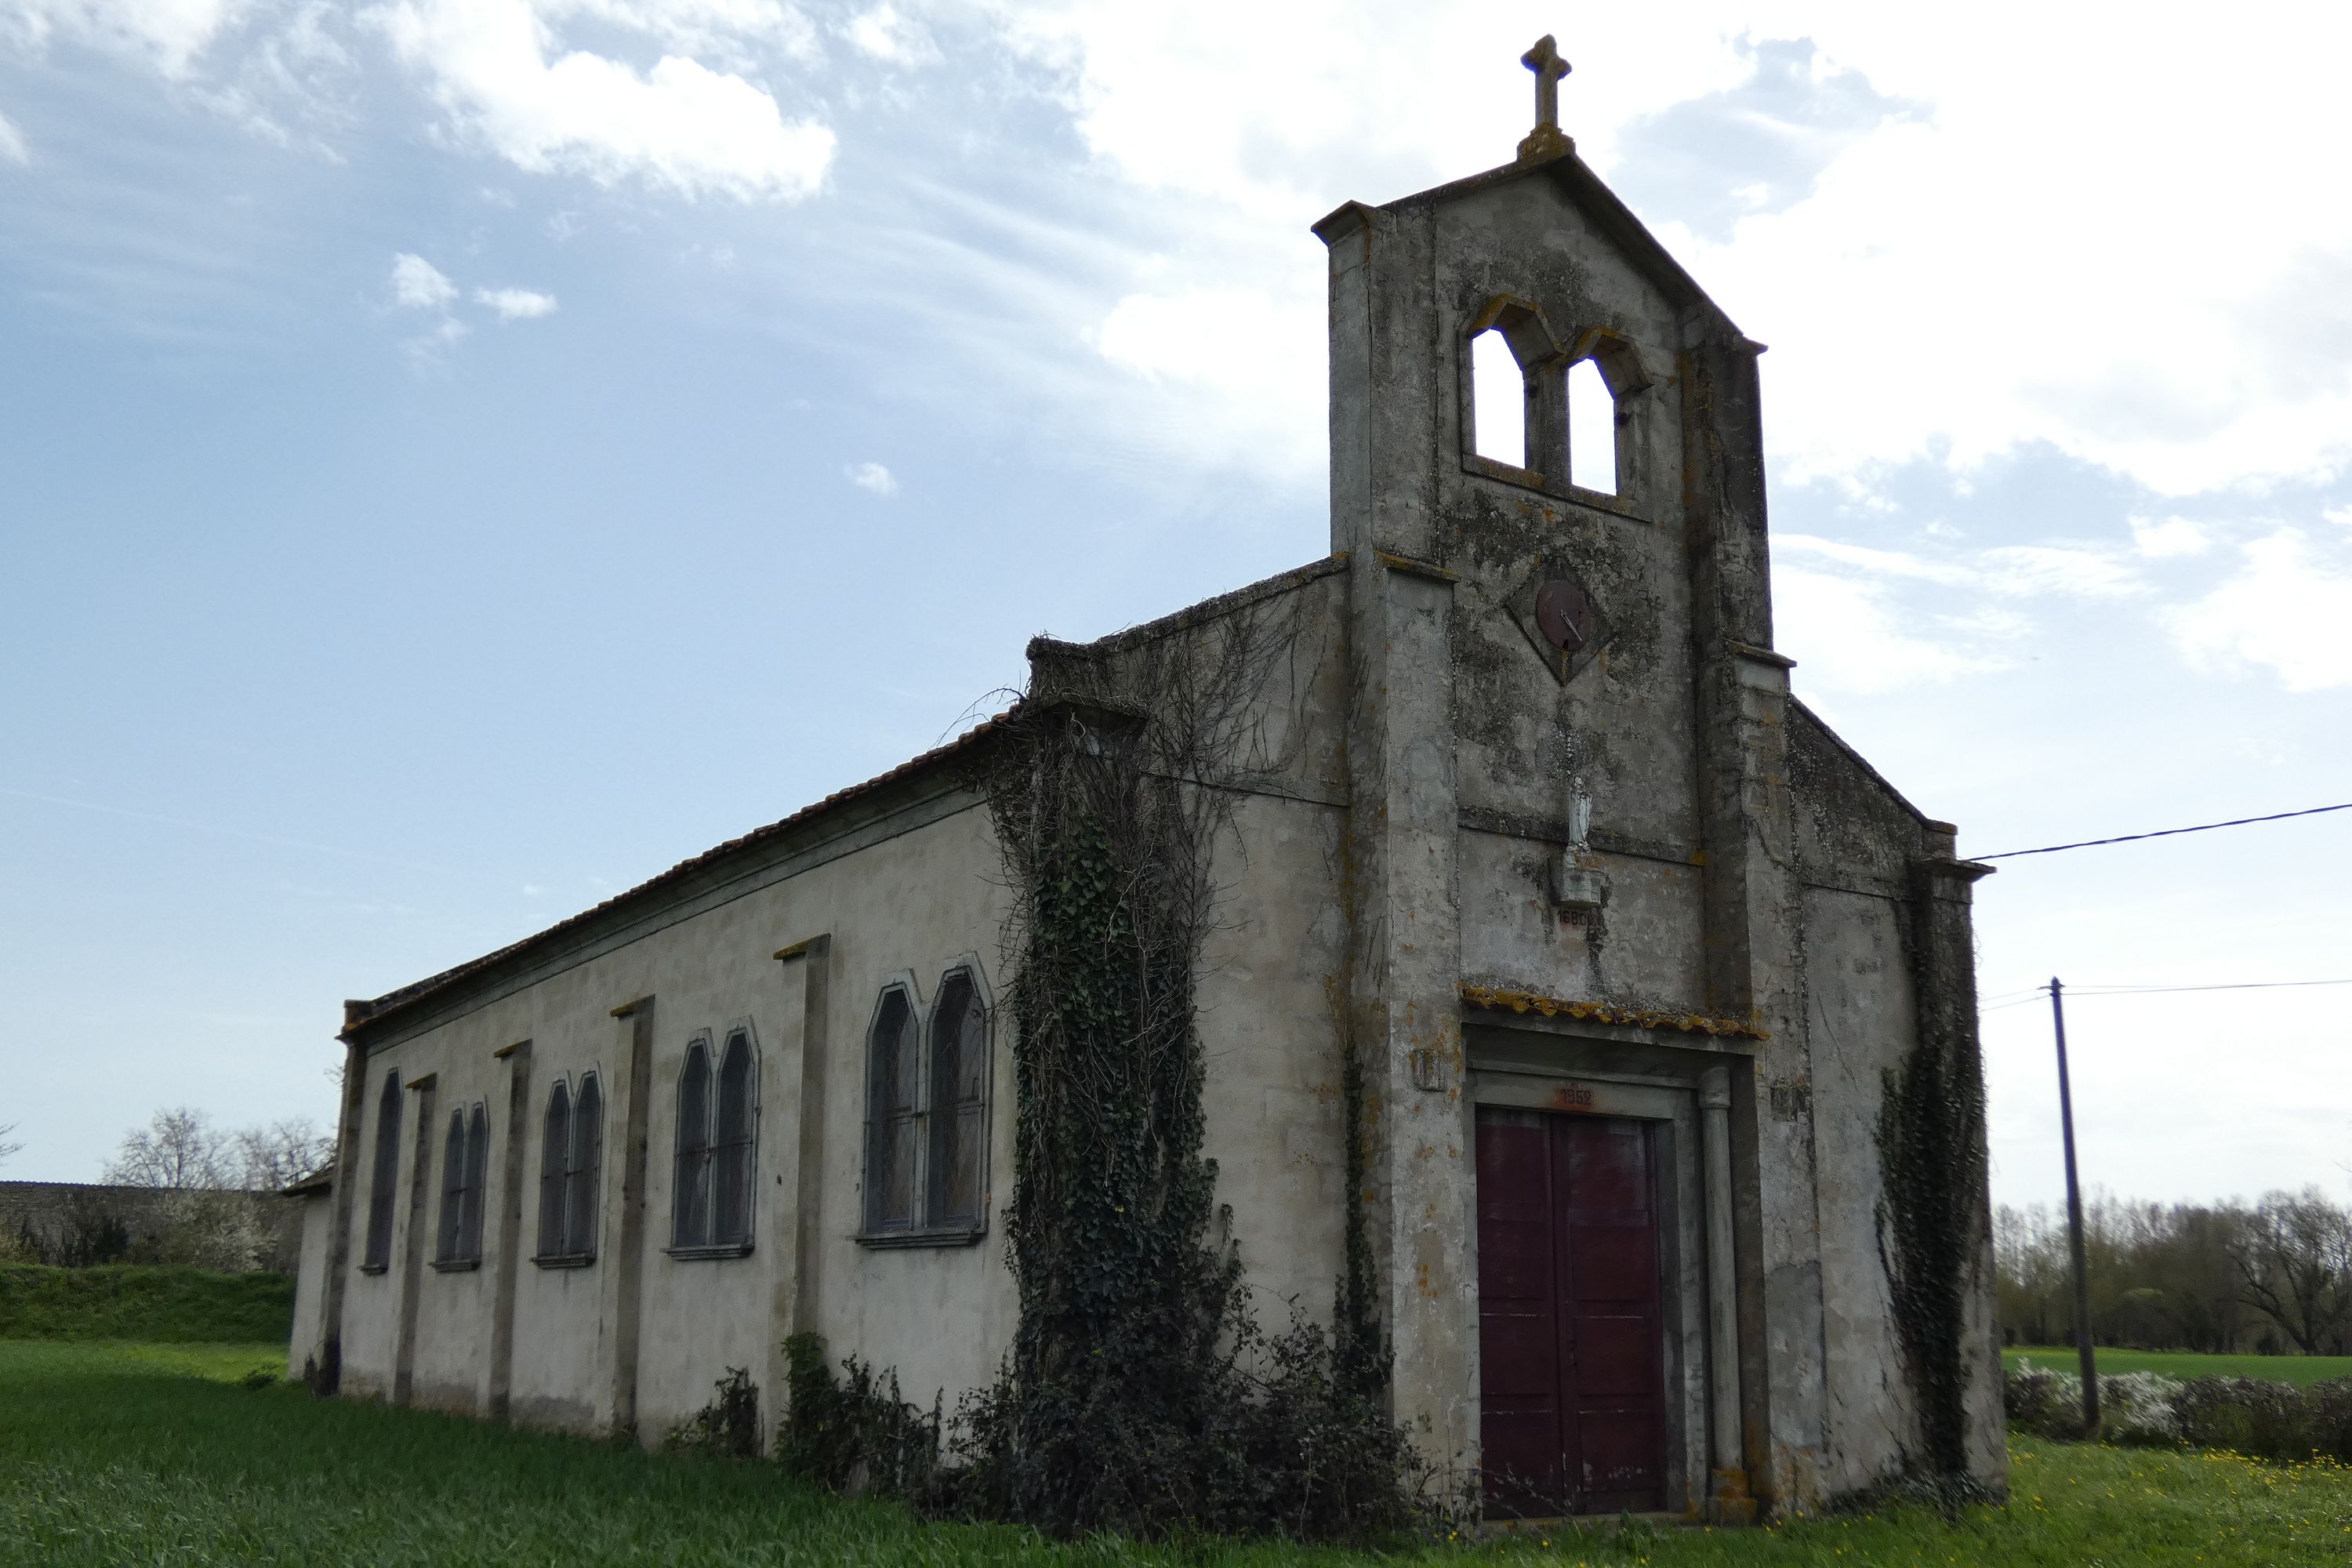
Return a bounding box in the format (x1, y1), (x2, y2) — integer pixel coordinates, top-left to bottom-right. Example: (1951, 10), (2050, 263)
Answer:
(536, 1080), (571, 1259)
(927, 972), (990, 1230)
(863, 985), (921, 1235)
(1461, 296), (1650, 506)
(1566, 357), (1617, 495)
(861, 963), (993, 1246)
(361, 1068), (401, 1273)
(673, 1038), (713, 1249)
(434, 1102), (488, 1269)
(534, 1073), (601, 1266)
(670, 1027), (757, 1258)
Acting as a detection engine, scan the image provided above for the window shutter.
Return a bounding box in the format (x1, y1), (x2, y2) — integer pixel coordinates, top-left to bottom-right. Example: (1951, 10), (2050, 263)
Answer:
(364, 1071), (401, 1270)
(713, 1033), (754, 1247)
(865, 990), (921, 1232)
(568, 1074), (602, 1258)
(437, 1110), (466, 1262)
(928, 975), (989, 1229)
(538, 1081), (571, 1258)
(463, 1103), (489, 1261)
(673, 1041), (713, 1247)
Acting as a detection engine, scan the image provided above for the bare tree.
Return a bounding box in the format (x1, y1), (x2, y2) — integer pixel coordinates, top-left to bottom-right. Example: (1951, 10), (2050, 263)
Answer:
(233, 1118), (332, 1192)
(104, 1108), (237, 1191)
(0, 1122), (21, 1169)
(2227, 1188), (2352, 1356)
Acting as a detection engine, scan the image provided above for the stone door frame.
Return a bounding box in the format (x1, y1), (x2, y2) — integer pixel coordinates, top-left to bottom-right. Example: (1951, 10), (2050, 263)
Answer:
(1463, 1018), (1756, 1520)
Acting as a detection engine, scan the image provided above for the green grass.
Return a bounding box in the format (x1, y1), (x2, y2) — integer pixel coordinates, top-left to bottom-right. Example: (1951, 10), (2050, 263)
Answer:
(5, 1340), (2350, 1566)
(0, 1262), (294, 1341)
(2004, 1345), (2352, 1386)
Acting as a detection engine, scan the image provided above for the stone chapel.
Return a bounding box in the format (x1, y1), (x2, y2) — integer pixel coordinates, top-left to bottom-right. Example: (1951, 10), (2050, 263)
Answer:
(290, 40), (2007, 1523)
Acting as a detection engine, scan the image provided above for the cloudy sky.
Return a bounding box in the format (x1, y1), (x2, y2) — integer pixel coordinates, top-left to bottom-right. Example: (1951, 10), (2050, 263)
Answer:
(2, 1), (2347, 1212)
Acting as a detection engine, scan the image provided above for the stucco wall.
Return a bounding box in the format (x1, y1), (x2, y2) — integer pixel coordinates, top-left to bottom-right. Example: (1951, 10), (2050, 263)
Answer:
(286, 1189), (332, 1379)
(333, 800), (1019, 1434)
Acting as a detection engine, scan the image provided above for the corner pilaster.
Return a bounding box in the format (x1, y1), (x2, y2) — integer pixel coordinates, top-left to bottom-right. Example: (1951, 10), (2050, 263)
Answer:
(1342, 548), (1469, 1478)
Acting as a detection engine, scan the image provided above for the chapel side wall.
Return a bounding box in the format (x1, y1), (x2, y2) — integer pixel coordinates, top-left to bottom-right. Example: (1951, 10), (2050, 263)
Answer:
(1196, 791), (1352, 1324)
(1069, 569), (1356, 1327)
(1787, 707), (2004, 1494)
(405, 1011), (510, 1413)
(286, 1191), (334, 1380)
(339, 799), (1018, 1439)
(801, 808), (1018, 1421)
(1797, 880), (1920, 1494)
(335, 1054), (409, 1402)
(1427, 177), (1708, 1014)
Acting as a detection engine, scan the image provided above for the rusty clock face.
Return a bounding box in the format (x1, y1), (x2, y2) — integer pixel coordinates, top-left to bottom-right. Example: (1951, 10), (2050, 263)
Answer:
(1533, 579), (1598, 653)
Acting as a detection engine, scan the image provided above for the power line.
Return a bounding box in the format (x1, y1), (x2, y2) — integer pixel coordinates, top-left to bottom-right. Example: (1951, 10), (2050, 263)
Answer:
(1976, 800), (2352, 860)
(2060, 978), (2352, 996)
(1981, 976), (2352, 1009)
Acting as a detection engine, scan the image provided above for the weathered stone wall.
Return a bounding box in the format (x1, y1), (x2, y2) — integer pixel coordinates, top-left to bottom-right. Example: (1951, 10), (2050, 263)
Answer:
(0, 1180), (303, 1272)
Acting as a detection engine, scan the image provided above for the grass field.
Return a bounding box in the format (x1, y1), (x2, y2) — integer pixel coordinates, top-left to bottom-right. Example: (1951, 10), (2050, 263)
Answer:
(4, 1340), (2350, 1566)
(0, 1262), (293, 1341)
(2003, 1345), (2352, 1386)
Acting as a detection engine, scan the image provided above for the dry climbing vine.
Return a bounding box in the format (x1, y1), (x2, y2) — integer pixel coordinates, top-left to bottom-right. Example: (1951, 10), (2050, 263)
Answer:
(940, 597), (1419, 1539)
(1875, 891), (1992, 1490)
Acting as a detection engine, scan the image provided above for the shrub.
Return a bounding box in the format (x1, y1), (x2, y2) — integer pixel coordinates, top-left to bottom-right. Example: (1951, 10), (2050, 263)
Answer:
(2003, 1357), (2085, 1440)
(2173, 1377), (2317, 1461)
(2099, 1370), (2184, 1446)
(777, 1333), (940, 1497)
(0, 1264), (292, 1342)
(666, 1367), (762, 1461)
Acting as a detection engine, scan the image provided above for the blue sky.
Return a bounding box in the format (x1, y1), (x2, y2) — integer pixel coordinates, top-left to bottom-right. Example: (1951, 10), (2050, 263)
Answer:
(2, 1), (2347, 1213)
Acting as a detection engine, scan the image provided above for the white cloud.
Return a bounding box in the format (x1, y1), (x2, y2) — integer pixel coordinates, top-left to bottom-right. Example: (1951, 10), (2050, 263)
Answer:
(474, 285), (557, 319)
(845, 460), (897, 495)
(2129, 516), (2212, 560)
(2165, 528), (2352, 693)
(1091, 282), (1325, 481)
(389, 251), (456, 308)
(0, 107), (27, 164)
(842, 2), (937, 66)
(1973, 544), (2140, 600)
(969, 2), (2352, 499)
(403, 314), (470, 361)
(368, 0), (835, 201)
(1, 0), (245, 78)
(1773, 564), (2012, 695)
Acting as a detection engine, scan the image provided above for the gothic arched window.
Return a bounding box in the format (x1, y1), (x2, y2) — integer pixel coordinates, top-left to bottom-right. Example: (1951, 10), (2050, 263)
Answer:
(712, 1030), (757, 1247)
(1566, 357), (1617, 495)
(860, 964), (993, 1243)
(361, 1068), (401, 1272)
(927, 972), (991, 1231)
(1471, 328), (1527, 467)
(537, 1080), (571, 1259)
(434, 1103), (488, 1268)
(863, 985), (921, 1235)
(437, 1109), (468, 1263)
(535, 1073), (601, 1265)
(461, 1102), (488, 1261)
(672, 1037), (713, 1249)
(671, 1030), (756, 1255)
(568, 1073), (602, 1258)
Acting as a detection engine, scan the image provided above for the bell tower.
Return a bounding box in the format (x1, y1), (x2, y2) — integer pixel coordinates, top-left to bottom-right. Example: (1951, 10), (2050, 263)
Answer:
(1317, 36), (1811, 1516)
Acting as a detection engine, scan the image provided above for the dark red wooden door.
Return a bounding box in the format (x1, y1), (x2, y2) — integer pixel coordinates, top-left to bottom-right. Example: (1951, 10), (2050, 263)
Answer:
(1475, 1106), (1666, 1515)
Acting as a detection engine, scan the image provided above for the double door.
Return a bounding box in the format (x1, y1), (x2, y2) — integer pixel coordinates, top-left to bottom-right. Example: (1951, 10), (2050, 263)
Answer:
(1475, 1105), (1668, 1516)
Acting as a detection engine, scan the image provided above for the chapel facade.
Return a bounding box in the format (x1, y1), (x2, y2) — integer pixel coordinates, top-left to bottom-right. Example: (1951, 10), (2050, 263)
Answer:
(292, 45), (2006, 1521)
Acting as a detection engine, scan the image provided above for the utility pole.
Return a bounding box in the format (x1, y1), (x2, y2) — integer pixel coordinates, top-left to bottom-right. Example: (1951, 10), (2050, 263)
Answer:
(2051, 977), (2099, 1433)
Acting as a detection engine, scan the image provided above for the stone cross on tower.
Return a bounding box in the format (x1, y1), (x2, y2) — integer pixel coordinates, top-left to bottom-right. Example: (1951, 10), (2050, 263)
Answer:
(1517, 34), (1574, 163)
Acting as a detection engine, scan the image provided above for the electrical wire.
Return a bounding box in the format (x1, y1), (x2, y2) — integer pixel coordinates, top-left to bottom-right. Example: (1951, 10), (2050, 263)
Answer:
(2061, 978), (2352, 996)
(1976, 800), (2352, 860)
(1980, 977), (2352, 1008)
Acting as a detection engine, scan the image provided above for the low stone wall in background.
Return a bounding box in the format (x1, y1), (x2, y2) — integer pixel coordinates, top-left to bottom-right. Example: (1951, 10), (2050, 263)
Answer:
(0, 1181), (303, 1274)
